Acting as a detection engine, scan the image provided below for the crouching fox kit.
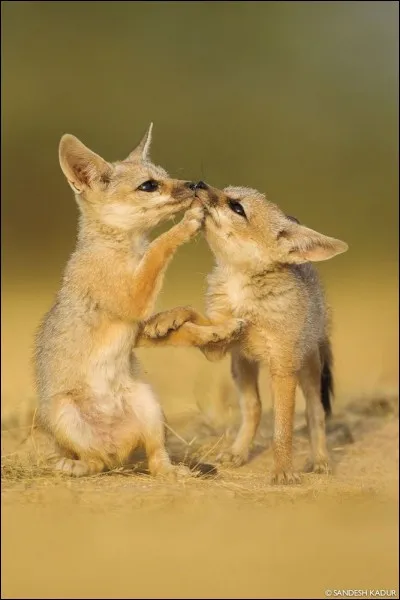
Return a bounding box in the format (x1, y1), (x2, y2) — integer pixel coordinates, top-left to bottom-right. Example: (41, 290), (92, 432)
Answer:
(138, 182), (348, 484)
(34, 125), (210, 478)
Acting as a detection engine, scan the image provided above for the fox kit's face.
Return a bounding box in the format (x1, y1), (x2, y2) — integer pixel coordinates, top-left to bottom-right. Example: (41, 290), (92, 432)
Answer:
(59, 124), (195, 232)
(196, 184), (348, 269)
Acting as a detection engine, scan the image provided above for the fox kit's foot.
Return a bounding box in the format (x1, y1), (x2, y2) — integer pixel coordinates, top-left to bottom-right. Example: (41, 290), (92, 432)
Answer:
(216, 448), (249, 468)
(50, 456), (105, 477)
(304, 458), (332, 475)
(270, 470), (301, 485)
(154, 463), (193, 481)
(143, 307), (195, 339)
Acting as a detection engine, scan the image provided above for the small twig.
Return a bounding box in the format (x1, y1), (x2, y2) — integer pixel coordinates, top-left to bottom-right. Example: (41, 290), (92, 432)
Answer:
(1, 425), (33, 433)
(30, 408), (38, 457)
(194, 434), (225, 469)
(165, 422), (194, 446)
(1, 451), (23, 459)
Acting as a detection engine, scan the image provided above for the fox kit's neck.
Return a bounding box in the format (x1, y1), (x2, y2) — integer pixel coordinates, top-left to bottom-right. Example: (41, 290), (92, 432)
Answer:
(213, 257), (288, 281)
(77, 215), (148, 259)
(208, 259), (312, 308)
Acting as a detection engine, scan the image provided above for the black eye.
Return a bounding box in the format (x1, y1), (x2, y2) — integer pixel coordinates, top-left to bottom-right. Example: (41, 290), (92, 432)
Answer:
(137, 179), (159, 192)
(228, 200), (246, 218)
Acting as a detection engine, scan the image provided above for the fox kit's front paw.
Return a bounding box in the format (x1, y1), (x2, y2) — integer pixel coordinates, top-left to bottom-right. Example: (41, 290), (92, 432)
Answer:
(270, 470), (301, 485)
(143, 307), (195, 339)
(209, 318), (245, 344)
(156, 463), (193, 480)
(304, 458), (332, 475)
(179, 201), (205, 239)
(184, 319), (243, 347)
(225, 318), (246, 339)
(216, 449), (249, 468)
(184, 318), (245, 350)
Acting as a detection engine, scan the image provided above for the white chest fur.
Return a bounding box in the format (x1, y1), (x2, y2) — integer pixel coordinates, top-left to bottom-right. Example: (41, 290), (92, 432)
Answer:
(208, 268), (253, 318)
(224, 272), (251, 313)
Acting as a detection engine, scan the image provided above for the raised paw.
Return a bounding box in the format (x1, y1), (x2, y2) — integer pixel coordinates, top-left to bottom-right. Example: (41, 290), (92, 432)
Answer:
(143, 309), (193, 339)
(209, 319), (246, 344)
(270, 470), (301, 485)
(304, 459), (332, 475)
(216, 449), (249, 468)
(180, 201), (205, 238)
(225, 318), (246, 339)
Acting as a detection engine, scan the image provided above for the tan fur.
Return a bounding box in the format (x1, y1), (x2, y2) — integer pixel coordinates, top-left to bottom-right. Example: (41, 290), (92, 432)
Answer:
(138, 183), (348, 484)
(34, 124), (202, 478)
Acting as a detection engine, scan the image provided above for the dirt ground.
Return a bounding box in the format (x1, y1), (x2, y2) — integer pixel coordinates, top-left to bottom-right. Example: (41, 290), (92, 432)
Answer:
(1, 392), (399, 599)
(1, 276), (399, 599)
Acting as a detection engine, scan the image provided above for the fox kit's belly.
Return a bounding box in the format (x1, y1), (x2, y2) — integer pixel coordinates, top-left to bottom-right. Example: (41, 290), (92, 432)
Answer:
(87, 319), (139, 400)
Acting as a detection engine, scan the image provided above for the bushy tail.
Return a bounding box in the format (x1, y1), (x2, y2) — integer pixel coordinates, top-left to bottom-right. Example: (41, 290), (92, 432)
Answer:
(320, 338), (334, 417)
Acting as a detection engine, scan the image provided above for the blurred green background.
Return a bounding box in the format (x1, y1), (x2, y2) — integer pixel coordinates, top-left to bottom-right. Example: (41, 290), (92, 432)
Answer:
(1, 1), (398, 414)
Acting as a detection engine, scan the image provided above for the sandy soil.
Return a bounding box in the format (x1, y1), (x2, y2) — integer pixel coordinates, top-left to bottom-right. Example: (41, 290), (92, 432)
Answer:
(1, 393), (398, 599)
(1, 276), (398, 598)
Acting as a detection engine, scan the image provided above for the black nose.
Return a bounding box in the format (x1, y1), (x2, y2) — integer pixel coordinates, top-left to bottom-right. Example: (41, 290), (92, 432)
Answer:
(196, 181), (208, 190)
(186, 181), (197, 190)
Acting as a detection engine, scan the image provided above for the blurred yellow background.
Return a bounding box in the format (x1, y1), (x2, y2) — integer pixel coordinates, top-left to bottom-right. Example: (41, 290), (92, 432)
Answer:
(1, 1), (398, 417)
(2, 5), (398, 600)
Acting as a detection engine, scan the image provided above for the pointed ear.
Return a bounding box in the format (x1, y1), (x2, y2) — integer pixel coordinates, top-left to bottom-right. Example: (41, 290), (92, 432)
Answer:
(59, 134), (112, 194)
(279, 223), (348, 263)
(126, 123), (153, 162)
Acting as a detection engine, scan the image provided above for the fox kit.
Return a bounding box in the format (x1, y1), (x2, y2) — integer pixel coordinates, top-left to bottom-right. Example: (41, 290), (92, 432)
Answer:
(34, 124), (206, 478)
(138, 182), (348, 484)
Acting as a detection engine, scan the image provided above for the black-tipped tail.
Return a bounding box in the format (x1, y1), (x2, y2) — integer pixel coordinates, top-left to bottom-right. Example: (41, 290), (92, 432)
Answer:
(320, 339), (334, 417)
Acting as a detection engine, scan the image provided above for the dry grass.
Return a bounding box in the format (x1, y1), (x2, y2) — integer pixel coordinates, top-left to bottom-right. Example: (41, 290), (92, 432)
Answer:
(2, 392), (398, 496)
(1, 394), (399, 599)
(1, 276), (398, 598)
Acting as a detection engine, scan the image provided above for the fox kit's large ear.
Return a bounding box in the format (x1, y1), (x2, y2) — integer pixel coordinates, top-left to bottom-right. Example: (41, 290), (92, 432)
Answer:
(59, 134), (112, 194)
(126, 123), (153, 162)
(279, 222), (348, 263)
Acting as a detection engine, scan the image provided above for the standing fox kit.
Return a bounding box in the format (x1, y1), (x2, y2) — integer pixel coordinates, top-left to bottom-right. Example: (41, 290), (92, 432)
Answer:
(34, 125), (210, 477)
(139, 182), (348, 484)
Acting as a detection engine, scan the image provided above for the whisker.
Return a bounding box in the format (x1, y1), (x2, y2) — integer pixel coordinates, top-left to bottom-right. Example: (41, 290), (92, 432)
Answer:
(200, 159), (206, 182)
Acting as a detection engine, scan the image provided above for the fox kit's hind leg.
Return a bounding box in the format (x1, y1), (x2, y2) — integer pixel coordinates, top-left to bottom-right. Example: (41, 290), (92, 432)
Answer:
(45, 443), (105, 477)
(217, 351), (261, 467)
(46, 388), (190, 479)
(270, 372), (300, 485)
(299, 350), (331, 474)
(48, 452), (105, 477)
(44, 394), (107, 477)
(133, 382), (191, 479)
